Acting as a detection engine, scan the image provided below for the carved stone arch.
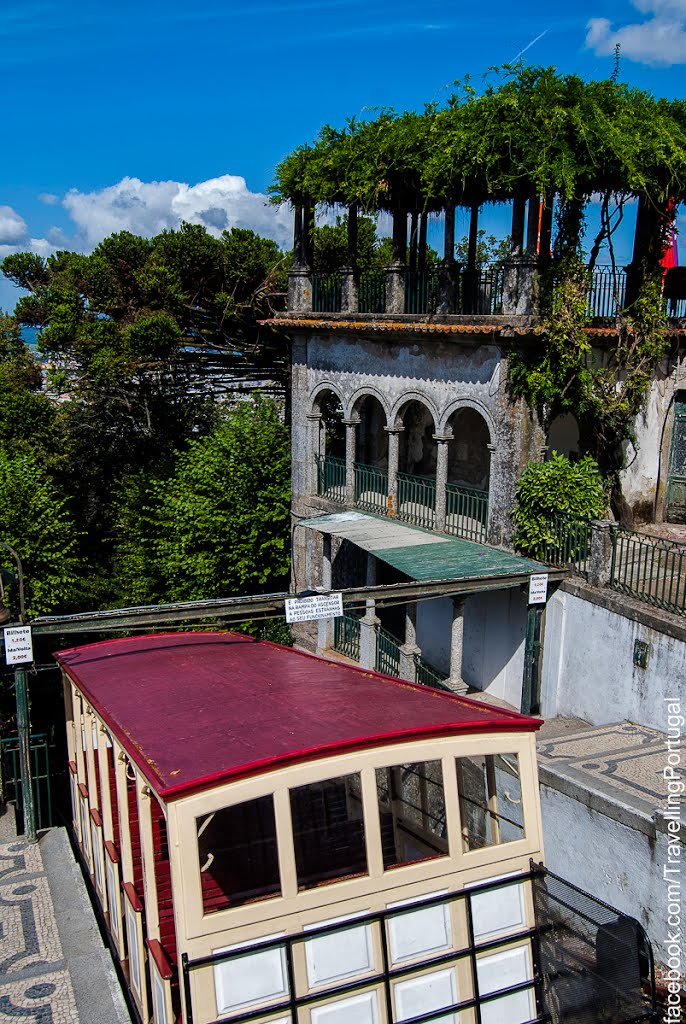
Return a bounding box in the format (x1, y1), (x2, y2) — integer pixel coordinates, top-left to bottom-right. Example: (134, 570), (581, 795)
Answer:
(390, 391), (440, 433)
(309, 380), (344, 417)
(347, 385), (392, 424)
(439, 397), (496, 443)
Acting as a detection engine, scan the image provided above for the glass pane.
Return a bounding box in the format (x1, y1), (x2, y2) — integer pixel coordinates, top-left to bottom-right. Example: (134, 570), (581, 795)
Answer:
(376, 761), (448, 869)
(456, 754), (524, 851)
(197, 795), (281, 914)
(290, 774), (367, 889)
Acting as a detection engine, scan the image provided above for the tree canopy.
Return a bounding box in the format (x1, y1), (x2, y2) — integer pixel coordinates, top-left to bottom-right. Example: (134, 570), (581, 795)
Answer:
(271, 66), (686, 213)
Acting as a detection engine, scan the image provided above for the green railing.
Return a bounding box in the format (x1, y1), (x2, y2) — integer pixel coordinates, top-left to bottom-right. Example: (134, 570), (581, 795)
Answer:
(397, 472), (436, 529)
(354, 461), (388, 514)
(312, 273), (342, 313)
(316, 454), (346, 503)
(539, 512), (593, 578)
(359, 272), (386, 313)
(1, 733), (53, 832)
(333, 614), (361, 661)
(459, 266), (504, 315)
(445, 484), (489, 543)
(404, 270), (438, 315)
(587, 266), (627, 319)
(413, 654), (451, 690)
(611, 528), (686, 614)
(375, 626), (401, 676)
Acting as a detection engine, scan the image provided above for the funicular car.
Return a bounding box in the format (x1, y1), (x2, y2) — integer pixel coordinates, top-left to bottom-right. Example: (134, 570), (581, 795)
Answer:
(56, 631), (656, 1024)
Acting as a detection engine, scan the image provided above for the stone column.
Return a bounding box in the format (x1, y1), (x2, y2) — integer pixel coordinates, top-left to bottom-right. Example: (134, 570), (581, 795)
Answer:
(510, 191), (526, 255)
(341, 268), (359, 313)
(446, 598), (467, 694)
(588, 520), (615, 587)
(317, 533), (335, 653)
(434, 435), (451, 533)
(385, 425), (403, 516)
(288, 267), (312, 312)
(359, 555), (379, 670)
(501, 256), (538, 315)
(486, 442), (501, 546)
(386, 208), (407, 313)
(343, 417), (359, 507)
(399, 602), (421, 681)
(307, 412), (323, 496)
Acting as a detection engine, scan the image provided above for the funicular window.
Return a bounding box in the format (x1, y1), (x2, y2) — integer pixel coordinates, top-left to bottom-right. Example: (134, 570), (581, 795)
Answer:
(376, 760), (448, 869)
(196, 796), (280, 915)
(456, 753), (524, 851)
(290, 773), (367, 890)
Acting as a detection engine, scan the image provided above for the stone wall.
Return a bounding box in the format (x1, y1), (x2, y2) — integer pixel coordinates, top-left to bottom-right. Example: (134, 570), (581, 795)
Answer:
(541, 579), (685, 730)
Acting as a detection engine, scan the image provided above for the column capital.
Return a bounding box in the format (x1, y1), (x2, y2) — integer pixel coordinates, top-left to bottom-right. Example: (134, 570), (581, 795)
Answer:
(433, 433), (452, 444)
(306, 412), (322, 421)
(342, 416), (360, 427)
(384, 424), (405, 435)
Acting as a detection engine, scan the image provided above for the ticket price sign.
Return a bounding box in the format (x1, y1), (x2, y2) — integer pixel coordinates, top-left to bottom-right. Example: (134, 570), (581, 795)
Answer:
(528, 574), (549, 605)
(285, 592), (344, 624)
(4, 625), (34, 665)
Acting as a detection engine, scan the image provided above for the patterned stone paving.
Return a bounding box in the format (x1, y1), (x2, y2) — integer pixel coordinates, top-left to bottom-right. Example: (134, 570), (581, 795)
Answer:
(0, 841), (79, 1024)
(537, 720), (684, 813)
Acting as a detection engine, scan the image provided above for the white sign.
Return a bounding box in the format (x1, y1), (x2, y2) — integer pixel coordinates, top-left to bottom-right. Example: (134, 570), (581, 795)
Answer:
(285, 592), (344, 624)
(4, 625), (33, 665)
(528, 573), (549, 605)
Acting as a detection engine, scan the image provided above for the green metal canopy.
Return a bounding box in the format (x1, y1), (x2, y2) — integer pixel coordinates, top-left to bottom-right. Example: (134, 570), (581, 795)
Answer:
(298, 511), (549, 585)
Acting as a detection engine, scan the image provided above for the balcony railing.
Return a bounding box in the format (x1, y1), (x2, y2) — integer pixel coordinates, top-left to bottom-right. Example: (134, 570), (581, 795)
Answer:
(359, 272), (386, 313)
(315, 454), (346, 503)
(586, 266), (626, 318)
(302, 263), (685, 318)
(445, 483), (489, 543)
(334, 614), (361, 661)
(611, 527), (686, 614)
(354, 461), (388, 514)
(375, 625), (402, 676)
(397, 472), (436, 529)
(312, 273), (342, 312)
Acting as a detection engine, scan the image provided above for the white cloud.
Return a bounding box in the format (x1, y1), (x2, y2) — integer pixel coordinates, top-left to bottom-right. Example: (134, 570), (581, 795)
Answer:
(586, 0), (686, 65)
(62, 174), (293, 250)
(0, 206), (30, 246)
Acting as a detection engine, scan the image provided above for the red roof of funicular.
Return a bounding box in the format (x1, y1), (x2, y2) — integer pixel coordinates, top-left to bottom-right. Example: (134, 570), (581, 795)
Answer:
(55, 632), (541, 801)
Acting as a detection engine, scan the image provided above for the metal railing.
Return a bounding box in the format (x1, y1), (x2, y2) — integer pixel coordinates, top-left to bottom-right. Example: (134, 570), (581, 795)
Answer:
(333, 614), (361, 661)
(359, 272), (386, 313)
(404, 270), (438, 315)
(180, 865), (655, 1024)
(459, 265), (504, 315)
(1, 733), (53, 831)
(354, 461), (388, 514)
(445, 483), (489, 543)
(315, 454), (346, 503)
(413, 654), (451, 690)
(587, 266), (627, 318)
(397, 472), (436, 529)
(312, 273), (342, 313)
(611, 527), (686, 614)
(538, 512), (594, 578)
(375, 625), (401, 676)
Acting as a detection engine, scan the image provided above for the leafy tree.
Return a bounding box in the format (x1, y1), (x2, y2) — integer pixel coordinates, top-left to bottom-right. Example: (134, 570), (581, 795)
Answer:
(113, 398), (291, 605)
(0, 314), (62, 464)
(512, 452), (607, 559)
(0, 449), (80, 618)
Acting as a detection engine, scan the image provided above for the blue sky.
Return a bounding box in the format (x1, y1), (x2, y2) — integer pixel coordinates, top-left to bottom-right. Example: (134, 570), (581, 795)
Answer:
(1, 0), (686, 310)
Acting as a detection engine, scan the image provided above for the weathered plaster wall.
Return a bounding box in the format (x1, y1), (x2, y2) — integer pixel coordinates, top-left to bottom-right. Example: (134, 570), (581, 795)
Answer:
(539, 783), (679, 965)
(541, 582), (685, 730)
(417, 590), (527, 708)
(290, 329), (546, 546)
(620, 356), (686, 523)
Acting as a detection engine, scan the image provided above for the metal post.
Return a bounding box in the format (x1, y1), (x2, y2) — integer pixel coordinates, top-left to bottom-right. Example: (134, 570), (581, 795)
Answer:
(0, 540), (35, 843)
(15, 667), (36, 842)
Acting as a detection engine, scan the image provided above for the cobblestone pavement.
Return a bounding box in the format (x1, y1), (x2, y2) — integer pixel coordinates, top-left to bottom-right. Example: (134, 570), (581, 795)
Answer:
(0, 837), (79, 1024)
(0, 815), (129, 1024)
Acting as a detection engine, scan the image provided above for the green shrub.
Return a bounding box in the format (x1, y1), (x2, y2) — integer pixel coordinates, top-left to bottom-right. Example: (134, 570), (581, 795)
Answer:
(513, 452), (607, 559)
